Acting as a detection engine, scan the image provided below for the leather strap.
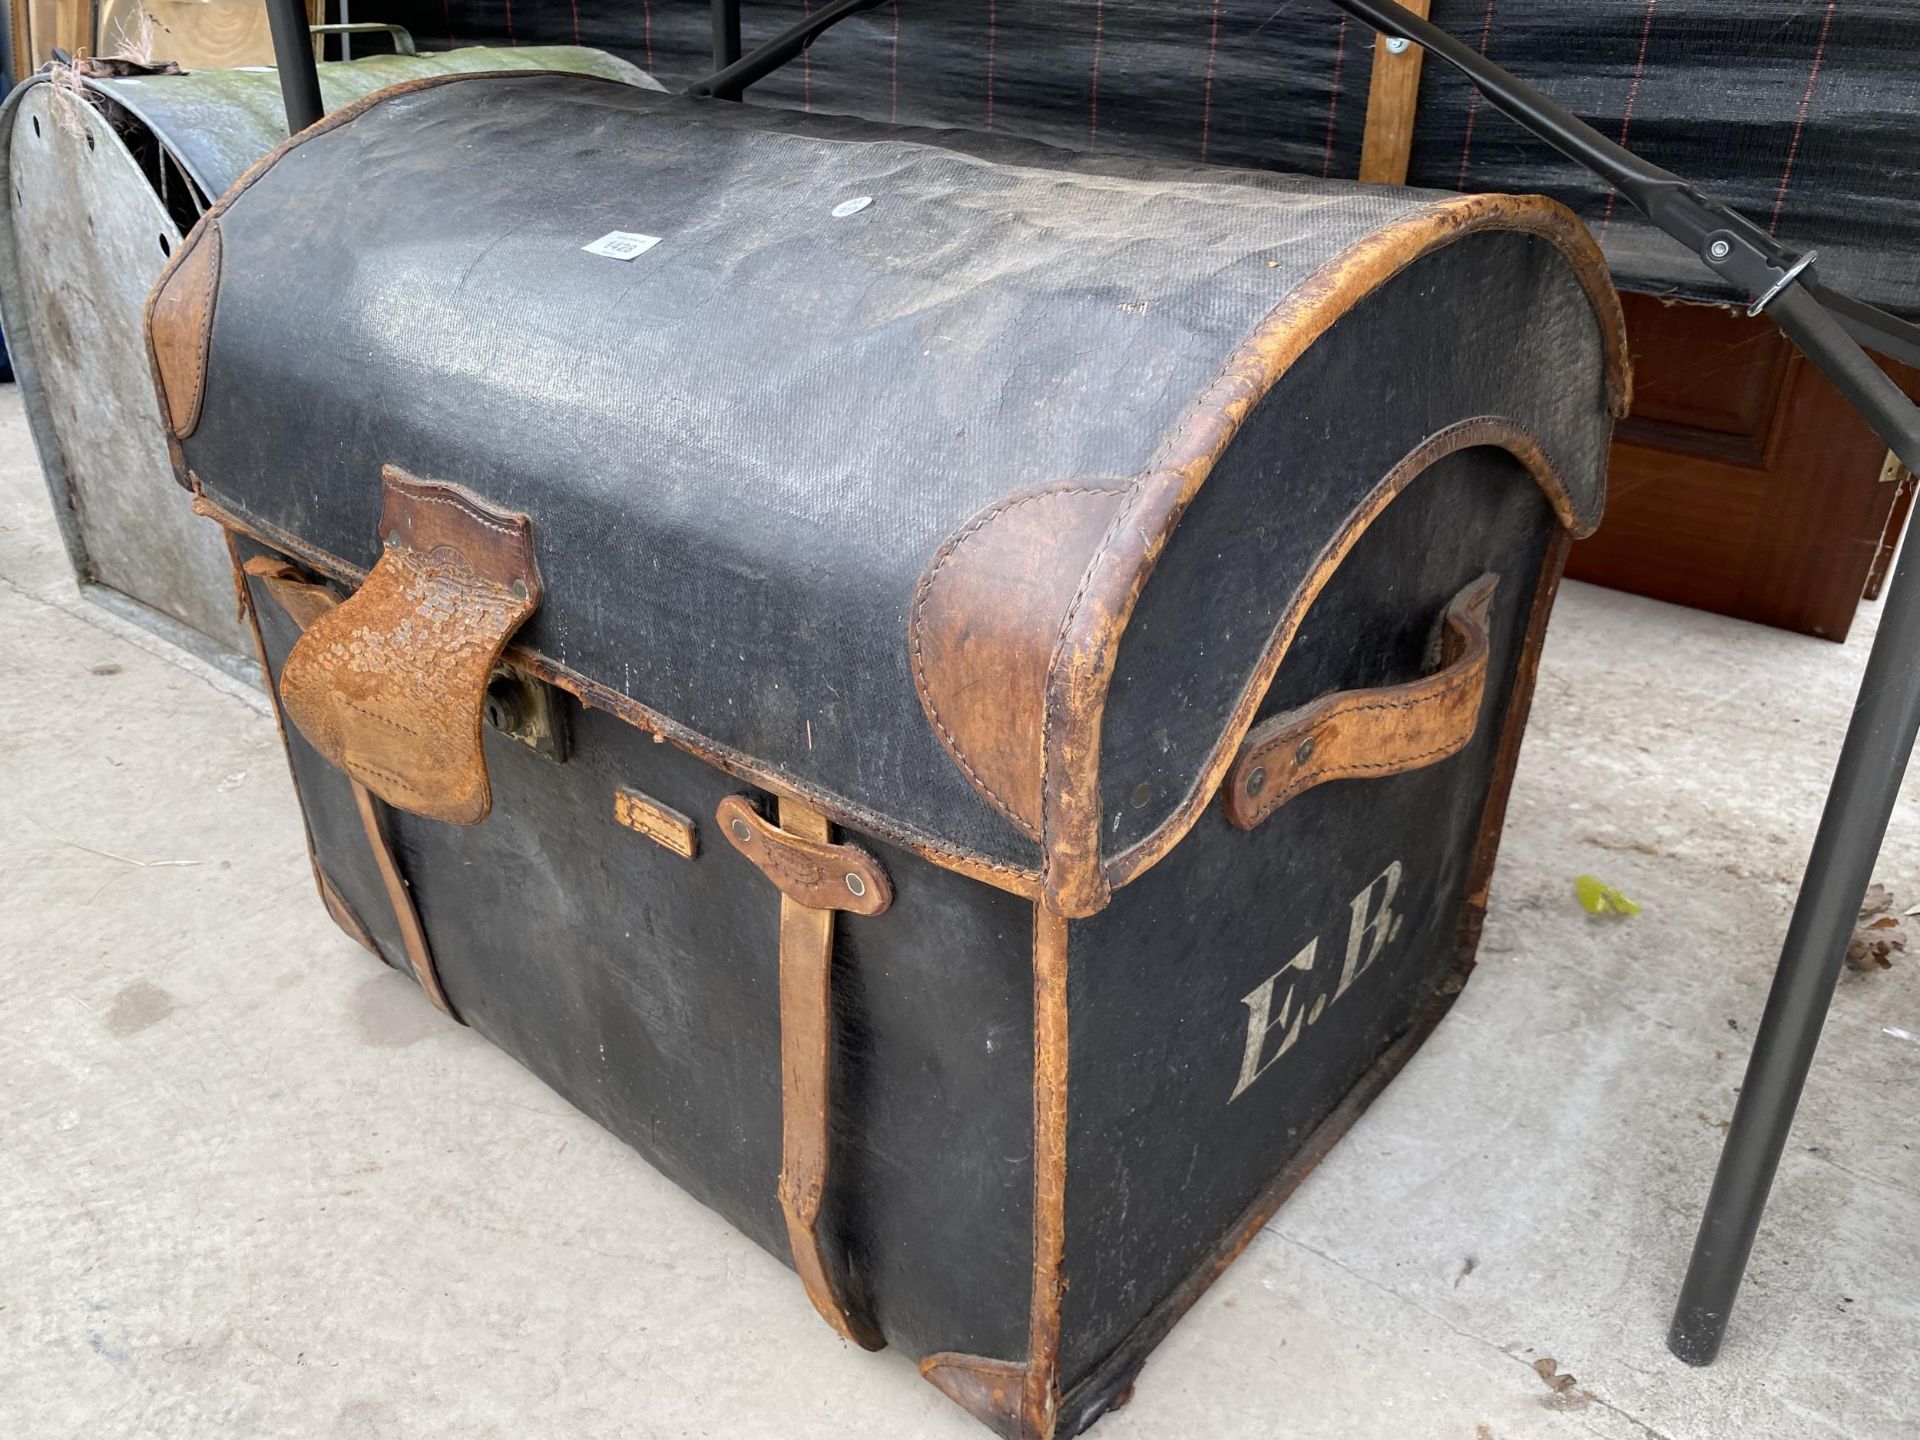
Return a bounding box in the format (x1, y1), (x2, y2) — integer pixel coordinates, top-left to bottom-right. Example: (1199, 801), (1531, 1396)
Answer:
(246, 555), (460, 1022)
(278, 467), (540, 827)
(1225, 573), (1500, 829)
(720, 794), (889, 1350)
(352, 780), (457, 1019)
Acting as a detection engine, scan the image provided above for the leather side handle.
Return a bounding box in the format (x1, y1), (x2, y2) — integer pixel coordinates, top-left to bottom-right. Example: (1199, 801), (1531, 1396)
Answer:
(719, 794), (889, 1351)
(1225, 573), (1499, 830)
(278, 467), (540, 826)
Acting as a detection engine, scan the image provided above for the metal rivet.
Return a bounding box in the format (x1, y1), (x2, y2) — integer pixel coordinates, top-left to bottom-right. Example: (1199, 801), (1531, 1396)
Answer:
(845, 872), (866, 898)
(729, 817), (752, 843)
(385, 530), (402, 548)
(1708, 239), (1732, 262)
(1129, 780), (1153, 809)
(1295, 736), (1318, 766)
(831, 196), (873, 218)
(1246, 766), (1267, 797)
(1385, 35), (1411, 54)
(509, 579), (529, 601)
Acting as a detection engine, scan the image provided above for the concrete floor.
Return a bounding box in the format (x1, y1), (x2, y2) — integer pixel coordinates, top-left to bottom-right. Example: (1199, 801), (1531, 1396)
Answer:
(1, 380), (1915, 1440)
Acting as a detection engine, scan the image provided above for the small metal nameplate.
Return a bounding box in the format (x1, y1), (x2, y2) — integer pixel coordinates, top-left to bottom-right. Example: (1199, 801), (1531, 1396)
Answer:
(582, 231), (662, 261)
(614, 784), (698, 859)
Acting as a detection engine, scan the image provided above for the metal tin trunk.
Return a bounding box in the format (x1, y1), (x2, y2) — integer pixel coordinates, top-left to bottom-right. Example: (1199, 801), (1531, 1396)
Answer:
(0, 46), (653, 674)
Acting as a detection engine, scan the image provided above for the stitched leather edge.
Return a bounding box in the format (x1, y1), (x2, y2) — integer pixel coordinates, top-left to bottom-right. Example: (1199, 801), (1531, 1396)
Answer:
(909, 480), (1130, 841)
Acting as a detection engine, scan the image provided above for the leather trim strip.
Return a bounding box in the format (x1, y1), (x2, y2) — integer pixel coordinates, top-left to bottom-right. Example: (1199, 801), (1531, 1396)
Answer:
(1038, 191), (1628, 917)
(1022, 905), (1071, 1437)
(916, 904), (1070, 1439)
(1458, 533), (1571, 950)
(1222, 572), (1499, 829)
(230, 538), (375, 963)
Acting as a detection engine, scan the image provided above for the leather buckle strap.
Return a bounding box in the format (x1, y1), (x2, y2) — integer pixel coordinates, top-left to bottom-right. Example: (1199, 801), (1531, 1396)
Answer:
(278, 467), (540, 827)
(246, 554), (459, 1022)
(1225, 572), (1500, 830)
(719, 794), (890, 1350)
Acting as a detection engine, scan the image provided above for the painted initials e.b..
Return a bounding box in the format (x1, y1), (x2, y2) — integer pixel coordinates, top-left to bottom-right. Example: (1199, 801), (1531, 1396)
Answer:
(1228, 861), (1404, 1102)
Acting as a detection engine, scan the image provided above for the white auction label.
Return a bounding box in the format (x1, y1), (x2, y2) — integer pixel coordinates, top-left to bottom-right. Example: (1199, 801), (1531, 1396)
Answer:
(582, 231), (662, 261)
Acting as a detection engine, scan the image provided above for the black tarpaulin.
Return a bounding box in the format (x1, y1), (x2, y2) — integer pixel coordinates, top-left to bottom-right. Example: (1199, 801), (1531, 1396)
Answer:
(360, 1), (1919, 316)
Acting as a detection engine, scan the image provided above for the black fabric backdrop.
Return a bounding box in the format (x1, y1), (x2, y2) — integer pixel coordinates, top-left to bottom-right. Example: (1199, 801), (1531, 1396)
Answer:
(362, 2), (1918, 314)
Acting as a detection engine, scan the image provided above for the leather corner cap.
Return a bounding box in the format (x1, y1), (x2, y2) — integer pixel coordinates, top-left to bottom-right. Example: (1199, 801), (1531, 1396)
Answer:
(145, 219), (220, 440)
(911, 481), (1129, 841)
(920, 1354), (1028, 1440)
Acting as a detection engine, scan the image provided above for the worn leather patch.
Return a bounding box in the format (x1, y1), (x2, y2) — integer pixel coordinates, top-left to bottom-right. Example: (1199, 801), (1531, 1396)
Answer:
(911, 481), (1130, 841)
(278, 468), (540, 826)
(1225, 573), (1499, 829)
(145, 219), (220, 440)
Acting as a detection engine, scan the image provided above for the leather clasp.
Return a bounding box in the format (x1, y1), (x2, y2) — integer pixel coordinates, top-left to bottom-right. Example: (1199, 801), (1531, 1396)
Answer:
(278, 467), (540, 826)
(716, 795), (892, 916)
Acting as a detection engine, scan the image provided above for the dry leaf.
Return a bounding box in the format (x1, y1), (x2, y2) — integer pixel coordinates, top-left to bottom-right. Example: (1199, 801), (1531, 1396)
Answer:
(1532, 1357), (1578, 1394)
(1848, 884), (1907, 972)
(1847, 923), (1907, 972)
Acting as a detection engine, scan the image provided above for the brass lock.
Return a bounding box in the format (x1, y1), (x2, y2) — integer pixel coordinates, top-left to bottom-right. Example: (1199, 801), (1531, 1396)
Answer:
(483, 664), (568, 764)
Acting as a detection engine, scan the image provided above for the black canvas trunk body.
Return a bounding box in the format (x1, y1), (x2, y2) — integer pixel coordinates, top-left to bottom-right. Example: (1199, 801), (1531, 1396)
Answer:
(147, 72), (1627, 1437)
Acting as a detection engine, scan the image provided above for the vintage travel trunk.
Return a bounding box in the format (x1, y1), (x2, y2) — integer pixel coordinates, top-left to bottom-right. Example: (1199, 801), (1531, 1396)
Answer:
(146, 72), (1627, 1437)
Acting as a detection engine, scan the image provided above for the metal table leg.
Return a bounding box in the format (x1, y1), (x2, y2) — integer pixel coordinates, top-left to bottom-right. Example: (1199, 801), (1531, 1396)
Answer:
(1668, 523), (1920, 1364)
(265, 0), (323, 134)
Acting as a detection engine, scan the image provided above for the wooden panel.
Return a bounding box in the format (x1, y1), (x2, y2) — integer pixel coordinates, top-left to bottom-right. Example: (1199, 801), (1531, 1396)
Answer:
(1866, 466), (1917, 602)
(1609, 297), (1796, 465)
(1569, 292), (1916, 641)
(1357, 0), (1432, 185)
(96, 0), (324, 69)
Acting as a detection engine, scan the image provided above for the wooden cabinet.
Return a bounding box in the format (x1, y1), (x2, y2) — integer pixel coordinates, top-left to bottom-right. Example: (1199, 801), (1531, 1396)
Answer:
(1569, 292), (1915, 641)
